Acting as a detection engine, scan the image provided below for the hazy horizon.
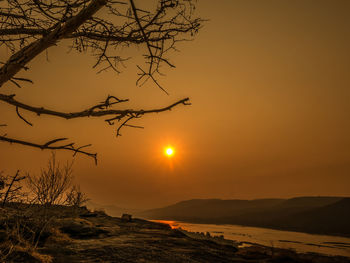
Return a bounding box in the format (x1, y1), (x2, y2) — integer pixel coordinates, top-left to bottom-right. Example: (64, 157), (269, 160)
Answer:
(90, 195), (350, 211)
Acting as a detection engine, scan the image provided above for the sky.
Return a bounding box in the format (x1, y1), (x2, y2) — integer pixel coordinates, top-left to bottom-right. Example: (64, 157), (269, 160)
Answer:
(1, 0), (350, 209)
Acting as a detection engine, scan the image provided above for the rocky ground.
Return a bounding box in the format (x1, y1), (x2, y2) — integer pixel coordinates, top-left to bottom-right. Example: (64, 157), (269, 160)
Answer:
(2, 207), (350, 263)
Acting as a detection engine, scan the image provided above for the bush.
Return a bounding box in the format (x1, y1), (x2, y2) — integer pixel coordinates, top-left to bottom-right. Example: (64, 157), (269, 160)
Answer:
(65, 185), (89, 208)
(27, 153), (73, 206)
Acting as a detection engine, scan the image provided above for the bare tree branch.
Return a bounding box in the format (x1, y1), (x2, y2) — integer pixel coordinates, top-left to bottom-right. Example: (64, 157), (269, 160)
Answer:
(0, 0), (108, 87)
(0, 94), (189, 119)
(0, 0), (202, 161)
(0, 135), (98, 164)
(1, 170), (26, 207)
(0, 0), (202, 88)
(0, 96), (190, 162)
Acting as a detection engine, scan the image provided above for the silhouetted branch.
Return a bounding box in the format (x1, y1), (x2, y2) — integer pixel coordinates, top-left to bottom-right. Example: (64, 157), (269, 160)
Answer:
(16, 106), (33, 126)
(0, 135), (98, 164)
(0, 96), (190, 161)
(0, 0), (108, 87)
(0, 93), (189, 119)
(1, 170), (26, 207)
(116, 114), (143, 136)
(0, 0), (202, 88)
(0, 0), (202, 161)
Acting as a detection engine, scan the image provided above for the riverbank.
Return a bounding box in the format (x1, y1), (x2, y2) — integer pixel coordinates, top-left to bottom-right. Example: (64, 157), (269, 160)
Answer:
(152, 220), (350, 258)
(139, 197), (350, 238)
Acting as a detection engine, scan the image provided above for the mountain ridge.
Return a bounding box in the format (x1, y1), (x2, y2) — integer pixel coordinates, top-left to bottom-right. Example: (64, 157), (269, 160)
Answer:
(137, 196), (349, 237)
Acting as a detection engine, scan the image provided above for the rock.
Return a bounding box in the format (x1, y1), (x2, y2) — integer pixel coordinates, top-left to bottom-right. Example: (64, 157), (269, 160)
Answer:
(121, 213), (132, 222)
(80, 212), (98, 218)
(58, 218), (109, 239)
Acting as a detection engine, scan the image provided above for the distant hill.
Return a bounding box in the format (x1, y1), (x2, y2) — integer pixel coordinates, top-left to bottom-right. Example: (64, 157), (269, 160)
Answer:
(275, 197), (350, 236)
(138, 198), (285, 221)
(137, 196), (350, 237)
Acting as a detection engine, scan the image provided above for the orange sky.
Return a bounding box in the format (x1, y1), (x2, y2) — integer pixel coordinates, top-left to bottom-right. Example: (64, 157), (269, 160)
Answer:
(1, 0), (350, 209)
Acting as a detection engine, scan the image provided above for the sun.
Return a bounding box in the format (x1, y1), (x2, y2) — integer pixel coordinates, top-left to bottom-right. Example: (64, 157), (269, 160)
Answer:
(165, 147), (174, 157)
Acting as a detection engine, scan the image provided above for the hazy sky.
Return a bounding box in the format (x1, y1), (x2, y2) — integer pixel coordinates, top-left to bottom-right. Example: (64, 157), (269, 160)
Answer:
(1, 0), (349, 209)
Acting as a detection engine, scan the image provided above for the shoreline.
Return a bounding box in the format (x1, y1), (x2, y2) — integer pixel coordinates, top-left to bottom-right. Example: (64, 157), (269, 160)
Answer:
(148, 217), (350, 239)
(176, 226), (350, 261)
(151, 219), (350, 258)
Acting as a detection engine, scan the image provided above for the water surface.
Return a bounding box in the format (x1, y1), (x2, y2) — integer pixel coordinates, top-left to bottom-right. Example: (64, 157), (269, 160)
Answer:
(153, 220), (350, 257)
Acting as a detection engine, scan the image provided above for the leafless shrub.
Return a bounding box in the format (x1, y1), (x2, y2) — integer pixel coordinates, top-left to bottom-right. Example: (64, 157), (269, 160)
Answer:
(0, 154), (89, 261)
(27, 153), (74, 206)
(65, 184), (89, 207)
(0, 170), (26, 207)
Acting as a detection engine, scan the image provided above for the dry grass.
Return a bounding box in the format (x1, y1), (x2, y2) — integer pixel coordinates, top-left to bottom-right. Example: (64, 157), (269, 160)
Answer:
(0, 205), (88, 262)
(45, 227), (72, 245)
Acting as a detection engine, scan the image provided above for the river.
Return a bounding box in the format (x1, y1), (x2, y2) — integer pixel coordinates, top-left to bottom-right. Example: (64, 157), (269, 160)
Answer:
(153, 220), (350, 257)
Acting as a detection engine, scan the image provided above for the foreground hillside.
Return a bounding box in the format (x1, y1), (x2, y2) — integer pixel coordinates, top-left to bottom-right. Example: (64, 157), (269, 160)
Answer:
(139, 196), (350, 237)
(1, 206), (350, 263)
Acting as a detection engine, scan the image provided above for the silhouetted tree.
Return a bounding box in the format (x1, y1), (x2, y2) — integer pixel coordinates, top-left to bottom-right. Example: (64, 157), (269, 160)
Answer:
(0, 0), (202, 162)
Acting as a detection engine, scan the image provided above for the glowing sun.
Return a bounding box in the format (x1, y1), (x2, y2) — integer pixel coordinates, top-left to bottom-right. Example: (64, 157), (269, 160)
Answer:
(165, 147), (174, 157)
